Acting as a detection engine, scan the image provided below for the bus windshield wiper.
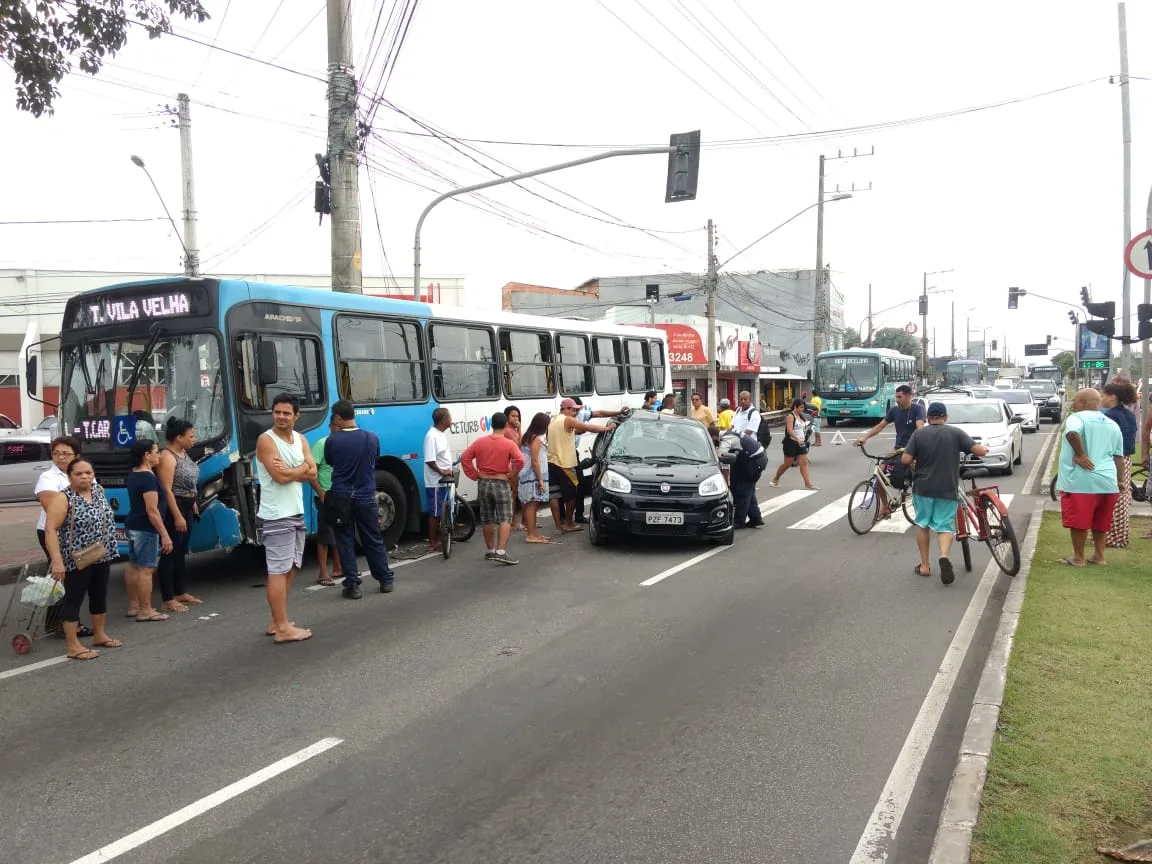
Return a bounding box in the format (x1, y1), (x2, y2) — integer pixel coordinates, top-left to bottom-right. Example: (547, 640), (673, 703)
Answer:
(124, 324), (164, 414)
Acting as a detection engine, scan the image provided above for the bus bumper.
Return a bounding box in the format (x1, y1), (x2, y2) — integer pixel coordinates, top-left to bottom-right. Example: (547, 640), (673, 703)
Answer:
(188, 498), (244, 553)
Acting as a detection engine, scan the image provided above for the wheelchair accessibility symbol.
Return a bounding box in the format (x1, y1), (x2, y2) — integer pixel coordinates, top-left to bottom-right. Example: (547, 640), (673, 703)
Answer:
(113, 415), (137, 448)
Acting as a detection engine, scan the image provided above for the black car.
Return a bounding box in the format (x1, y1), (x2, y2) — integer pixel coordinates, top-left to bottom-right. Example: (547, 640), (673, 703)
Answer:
(1015, 380), (1062, 422)
(586, 410), (734, 546)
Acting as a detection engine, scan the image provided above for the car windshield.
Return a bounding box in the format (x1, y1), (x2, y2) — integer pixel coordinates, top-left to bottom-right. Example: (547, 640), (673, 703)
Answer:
(58, 332), (226, 451)
(815, 355), (879, 398)
(997, 391), (1031, 404)
(1019, 381), (1056, 394)
(607, 420), (716, 464)
(945, 403), (1006, 424)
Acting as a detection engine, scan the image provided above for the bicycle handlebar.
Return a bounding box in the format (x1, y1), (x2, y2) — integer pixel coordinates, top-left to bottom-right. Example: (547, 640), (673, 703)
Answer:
(856, 441), (905, 461)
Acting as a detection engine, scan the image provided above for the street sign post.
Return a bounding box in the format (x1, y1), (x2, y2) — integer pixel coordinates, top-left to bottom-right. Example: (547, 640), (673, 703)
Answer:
(1124, 228), (1152, 280)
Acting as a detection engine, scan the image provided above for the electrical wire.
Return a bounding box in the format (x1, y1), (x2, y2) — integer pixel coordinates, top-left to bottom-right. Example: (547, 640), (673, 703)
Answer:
(731, 0), (827, 101)
(0, 218), (167, 225)
(193, 0), (233, 84)
(268, 3), (325, 63)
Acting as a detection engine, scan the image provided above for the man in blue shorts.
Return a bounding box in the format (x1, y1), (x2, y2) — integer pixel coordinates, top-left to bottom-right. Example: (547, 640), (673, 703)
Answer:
(901, 402), (988, 585)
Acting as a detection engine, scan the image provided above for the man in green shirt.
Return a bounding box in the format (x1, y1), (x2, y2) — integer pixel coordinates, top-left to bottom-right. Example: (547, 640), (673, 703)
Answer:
(309, 418), (343, 586)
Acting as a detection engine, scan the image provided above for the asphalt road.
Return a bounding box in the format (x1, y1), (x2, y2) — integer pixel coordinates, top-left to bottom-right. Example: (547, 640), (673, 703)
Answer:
(0, 423), (1056, 864)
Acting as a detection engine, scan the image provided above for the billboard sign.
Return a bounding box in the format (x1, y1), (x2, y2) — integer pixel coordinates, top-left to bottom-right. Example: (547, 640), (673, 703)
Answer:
(1076, 323), (1110, 364)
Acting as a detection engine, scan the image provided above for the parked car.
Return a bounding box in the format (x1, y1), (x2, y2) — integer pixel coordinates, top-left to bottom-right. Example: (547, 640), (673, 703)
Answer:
(587, 410), (734, 546)
(1015, 380), (1062, 422)
(0, 436), (52, 503)
(936, 398), (1024, 475)
(0, 413), (20, 438)
(992, 389), (1039, 432)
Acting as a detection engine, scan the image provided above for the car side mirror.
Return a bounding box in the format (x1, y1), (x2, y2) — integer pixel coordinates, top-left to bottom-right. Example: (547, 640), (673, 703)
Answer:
(257, 340), (279, 387)
(1008, 415), (1022, 424)
(24, 354), (37, 396)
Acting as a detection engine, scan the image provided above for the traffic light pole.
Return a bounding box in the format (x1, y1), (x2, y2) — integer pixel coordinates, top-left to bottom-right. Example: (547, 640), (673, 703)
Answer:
(412, 146), (674, 301)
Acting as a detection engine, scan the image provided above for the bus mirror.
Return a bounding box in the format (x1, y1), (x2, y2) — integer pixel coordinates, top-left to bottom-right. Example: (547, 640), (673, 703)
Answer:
(25, 354), (37, 396)
(257, 340), (279, 387)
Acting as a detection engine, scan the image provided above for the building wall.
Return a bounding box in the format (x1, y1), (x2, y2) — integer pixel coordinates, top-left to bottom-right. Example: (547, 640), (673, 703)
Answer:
(504, 270), (822, 378)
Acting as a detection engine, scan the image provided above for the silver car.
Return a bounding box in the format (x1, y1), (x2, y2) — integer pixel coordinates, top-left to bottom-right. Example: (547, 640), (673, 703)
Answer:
(0, 436), (53, 503)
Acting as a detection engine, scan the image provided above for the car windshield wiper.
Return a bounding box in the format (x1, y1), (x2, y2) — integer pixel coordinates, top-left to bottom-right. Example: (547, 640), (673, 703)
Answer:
(648, 455), (708, 464)
(608, 453), (645, 463)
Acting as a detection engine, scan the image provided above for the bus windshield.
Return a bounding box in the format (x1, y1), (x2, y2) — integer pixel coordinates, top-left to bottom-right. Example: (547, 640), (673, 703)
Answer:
(58, 332), (226, 451)
(945, 363), (983, 386)
(815, 354), (879, 398)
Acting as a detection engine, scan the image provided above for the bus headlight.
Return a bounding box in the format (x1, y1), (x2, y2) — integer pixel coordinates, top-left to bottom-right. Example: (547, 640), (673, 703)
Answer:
(868, 399), (879, 406)
(200, 476), (225, 502)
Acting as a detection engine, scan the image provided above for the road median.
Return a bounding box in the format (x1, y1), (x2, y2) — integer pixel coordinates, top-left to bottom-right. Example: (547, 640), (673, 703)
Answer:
(958, 510), (1152, 862)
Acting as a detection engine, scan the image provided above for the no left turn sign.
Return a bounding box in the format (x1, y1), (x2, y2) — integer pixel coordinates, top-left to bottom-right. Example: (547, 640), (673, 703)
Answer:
(1124, 229), (1152, 280)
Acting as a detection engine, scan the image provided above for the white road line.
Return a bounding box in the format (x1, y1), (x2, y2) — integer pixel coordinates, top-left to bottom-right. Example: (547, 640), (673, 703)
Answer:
(68, 737), (344, 864)
(304, 552), (439, 591)
(848, 551), (1007, 862)
(1022, 430), (1057, 497)
(872, 511), (915, 534)
(640, 545), (732, 587)
(756, 488), (816, 517)
(0, 655), (67, 681)
(788, 494), (852, 530)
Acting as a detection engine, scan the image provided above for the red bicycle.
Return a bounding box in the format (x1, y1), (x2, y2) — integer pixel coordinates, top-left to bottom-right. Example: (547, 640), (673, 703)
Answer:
(955, 462), (1020, 576)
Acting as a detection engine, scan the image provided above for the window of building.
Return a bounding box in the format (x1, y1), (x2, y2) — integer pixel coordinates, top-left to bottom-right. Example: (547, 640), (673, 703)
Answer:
(335, 316), (427, 404)
(235, 334), (324, 410)
(499, 329), (555, 398)
(593, 336), (624, 394)
(556, 333), (593, 395)
(429, 323), (499, 401)
(648, 340), (666, 390)
(624, 338), (649, 391)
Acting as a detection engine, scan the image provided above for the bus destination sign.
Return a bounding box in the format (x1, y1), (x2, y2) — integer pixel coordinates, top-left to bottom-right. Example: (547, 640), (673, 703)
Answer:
(83, 292), (192, 325)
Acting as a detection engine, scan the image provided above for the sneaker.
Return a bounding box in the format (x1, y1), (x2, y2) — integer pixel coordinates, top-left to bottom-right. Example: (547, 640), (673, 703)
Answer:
(379, 581), (394, 594)
(491, 551), (519, 566)
(484, 551), (497, 561)
(342, 584), (363, 600)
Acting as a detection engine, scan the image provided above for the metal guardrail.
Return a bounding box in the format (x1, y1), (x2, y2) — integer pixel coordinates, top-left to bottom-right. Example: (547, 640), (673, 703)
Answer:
(759, 409), (788, 426)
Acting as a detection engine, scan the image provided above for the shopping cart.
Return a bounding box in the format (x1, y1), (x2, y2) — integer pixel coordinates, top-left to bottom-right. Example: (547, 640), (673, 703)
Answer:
(0, 559), (61, 655)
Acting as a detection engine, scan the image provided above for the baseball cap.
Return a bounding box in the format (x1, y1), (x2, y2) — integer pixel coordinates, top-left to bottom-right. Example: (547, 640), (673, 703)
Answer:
(719, 398), (731, 408)
(927, 401), (948, 417)
(560, 398), (578, 409)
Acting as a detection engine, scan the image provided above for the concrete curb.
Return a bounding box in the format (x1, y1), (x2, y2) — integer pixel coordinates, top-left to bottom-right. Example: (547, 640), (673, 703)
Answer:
(927, 499), (1047, 863)
(0, 557), (43, 587)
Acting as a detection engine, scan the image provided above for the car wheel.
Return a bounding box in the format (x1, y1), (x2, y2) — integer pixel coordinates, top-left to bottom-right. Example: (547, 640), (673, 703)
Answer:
(714, 528), (735, 546)
(1014, 443), (1023, 465)
(588, 514), (608, 547)
(1003, 451), (1014, 475)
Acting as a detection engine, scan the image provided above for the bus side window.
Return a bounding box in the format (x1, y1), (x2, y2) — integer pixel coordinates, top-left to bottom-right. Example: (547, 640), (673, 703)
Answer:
(648, 340), (666, 390)
(624, 338), (649, 392)
(593, 336), (624, 395)
(234, 334), (324, 410)
(557, 333), (593, 395)
(430, 323), (499, 401)
(498, 329), (555, 399)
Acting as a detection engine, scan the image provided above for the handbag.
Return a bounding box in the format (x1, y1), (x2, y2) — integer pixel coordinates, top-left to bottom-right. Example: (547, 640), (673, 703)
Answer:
(323, 493), (353, 528)
(68, 495), (108, 571)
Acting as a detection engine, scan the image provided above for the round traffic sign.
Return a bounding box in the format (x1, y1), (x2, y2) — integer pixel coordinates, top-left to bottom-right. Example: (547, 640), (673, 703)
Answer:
(904, 322), (917, 335)
(1124, 228), (1152, 280)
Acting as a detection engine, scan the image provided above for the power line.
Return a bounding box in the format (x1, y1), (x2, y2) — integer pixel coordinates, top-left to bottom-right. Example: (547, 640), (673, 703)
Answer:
(194, 0), (233, 84)
(0, 217), (167, 225)
(731, 0), (827, 101)
(268, 3), (325, 62)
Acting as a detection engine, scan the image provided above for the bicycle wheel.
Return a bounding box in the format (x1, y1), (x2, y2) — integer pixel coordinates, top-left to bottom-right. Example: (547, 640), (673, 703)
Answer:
(901, 490), (916, 525)
(981, 495), (1020, 576)
(452, 496), (476, 542)
(440, 497), (453, 560)
(848, 478), (879, 535)
(960, 536), (972, 572)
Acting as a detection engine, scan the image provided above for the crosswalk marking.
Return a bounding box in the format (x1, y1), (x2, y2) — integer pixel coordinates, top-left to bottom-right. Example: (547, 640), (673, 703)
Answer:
(755, 489), (816, 517)
(787, 494), (852, 531)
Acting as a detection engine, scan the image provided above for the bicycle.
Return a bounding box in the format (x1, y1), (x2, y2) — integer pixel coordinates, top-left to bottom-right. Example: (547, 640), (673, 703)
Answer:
(848, 443), (917, 534)
(437, 462), (477, 560)
(955, 460), (1020, 576)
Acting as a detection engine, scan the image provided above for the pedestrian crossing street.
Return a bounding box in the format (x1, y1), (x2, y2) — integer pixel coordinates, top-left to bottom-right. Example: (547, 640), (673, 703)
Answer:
(754, 489), (1015, 533)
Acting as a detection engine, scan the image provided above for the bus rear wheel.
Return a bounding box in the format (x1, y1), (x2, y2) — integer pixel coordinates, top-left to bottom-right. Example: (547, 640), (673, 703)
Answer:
(375, 471), (408, 548)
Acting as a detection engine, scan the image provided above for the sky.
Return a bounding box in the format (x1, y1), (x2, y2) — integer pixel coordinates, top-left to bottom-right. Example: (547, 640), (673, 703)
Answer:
(2, 0), (1152, 366)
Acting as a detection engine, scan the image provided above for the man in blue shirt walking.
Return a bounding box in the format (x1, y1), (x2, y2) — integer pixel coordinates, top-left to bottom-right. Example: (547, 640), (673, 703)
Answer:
(325, 399), (394, 599)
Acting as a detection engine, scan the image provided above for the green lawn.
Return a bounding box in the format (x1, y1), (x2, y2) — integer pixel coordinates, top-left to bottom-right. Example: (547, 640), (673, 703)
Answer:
(970, 512), (1152, 863)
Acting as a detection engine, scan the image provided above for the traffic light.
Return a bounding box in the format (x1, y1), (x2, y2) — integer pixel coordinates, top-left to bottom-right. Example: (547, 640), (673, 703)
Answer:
(1067, 310), (1078, 325)
(1008, 286), (1021, 309)
(991, 339), (998, 351)
(1139, 303), (1152, 341)
(645, 283), (659, 302)
(918, 295), (927, 316)
(665, 130), (701, 203)
(1080, 286), (1090, 305)
(1080, 287), (1116, 336)
(1046, 335), (1052, 346)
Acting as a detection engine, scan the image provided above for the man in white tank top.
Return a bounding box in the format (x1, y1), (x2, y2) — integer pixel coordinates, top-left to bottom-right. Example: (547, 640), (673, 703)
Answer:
(255, 393), (317, 643)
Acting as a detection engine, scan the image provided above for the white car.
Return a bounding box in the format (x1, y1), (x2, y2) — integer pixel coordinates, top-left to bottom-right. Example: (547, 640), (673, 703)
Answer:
(939, 398), (1024, 475)
(993, 389), (1039, 432)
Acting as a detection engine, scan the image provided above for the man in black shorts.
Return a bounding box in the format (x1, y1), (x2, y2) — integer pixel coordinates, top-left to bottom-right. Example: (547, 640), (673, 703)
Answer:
(854, 384), (926, 516)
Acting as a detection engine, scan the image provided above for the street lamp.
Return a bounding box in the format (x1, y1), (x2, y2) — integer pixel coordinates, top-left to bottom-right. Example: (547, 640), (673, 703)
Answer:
(130, 154), (193, 275)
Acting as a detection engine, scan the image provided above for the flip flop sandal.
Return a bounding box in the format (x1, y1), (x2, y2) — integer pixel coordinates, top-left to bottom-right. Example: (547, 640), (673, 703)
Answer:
(939, 558), (955, 585)
(91, 639), (122, 648)
(266, 622), (296, 636)
(176, 596), (203, 605)
(76, 625), (94, 637)
(67, 650), (100, 661)
(1058, 557), (1086, 566)
(315, 577), (337, 586)
(136, 613), (169, 622)
(274, 630), (313, 644)
(913, 563), (930, 577)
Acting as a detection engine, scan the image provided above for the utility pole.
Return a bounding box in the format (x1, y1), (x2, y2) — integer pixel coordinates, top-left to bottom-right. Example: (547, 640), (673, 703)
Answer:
(176, 93), (199, 278)
(1144, 184), (1151, 429)
(950, 302), (955, 358)
(866, 283), (873, 347)
(327, 0), (362, 294)
(921, 271), (929, 380)
(706, 218), (718, 406)
(1119, 2), (1132, 372)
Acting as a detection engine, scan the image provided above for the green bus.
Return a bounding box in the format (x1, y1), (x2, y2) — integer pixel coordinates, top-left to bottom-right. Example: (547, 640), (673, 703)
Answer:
(814, 348), (918, 422)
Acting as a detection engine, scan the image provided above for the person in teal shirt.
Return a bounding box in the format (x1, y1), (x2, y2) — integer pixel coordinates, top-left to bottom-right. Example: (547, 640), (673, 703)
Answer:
(309, 418), (342, 586)
(1056, 388), (1124, 566)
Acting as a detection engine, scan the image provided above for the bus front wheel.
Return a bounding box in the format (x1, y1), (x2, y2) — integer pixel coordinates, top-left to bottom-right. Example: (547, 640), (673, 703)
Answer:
(375, 471), (408, 548)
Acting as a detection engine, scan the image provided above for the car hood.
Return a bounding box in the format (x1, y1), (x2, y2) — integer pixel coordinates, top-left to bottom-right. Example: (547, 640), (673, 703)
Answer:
(605, 461), (721, 482)
(950, 422), (1012, 439)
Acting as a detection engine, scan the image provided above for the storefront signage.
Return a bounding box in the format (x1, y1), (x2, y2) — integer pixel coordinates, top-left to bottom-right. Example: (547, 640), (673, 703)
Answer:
(737, 339), (761, 372)
(655, 324), (706, 366)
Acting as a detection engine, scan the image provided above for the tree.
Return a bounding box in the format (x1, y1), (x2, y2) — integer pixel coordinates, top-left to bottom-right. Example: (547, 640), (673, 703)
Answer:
(842, 327), (861, 349)
(870, 327), (920, 357)
(1052, 350), (1075, 381)
(3, 1), (210, 117)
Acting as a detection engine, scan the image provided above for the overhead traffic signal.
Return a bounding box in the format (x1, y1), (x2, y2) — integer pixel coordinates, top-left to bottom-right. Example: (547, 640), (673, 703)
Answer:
(1068, 310), (1078, 325)
(1080, 287), (1116, 336)
(1046, 335), (1052, 346)
(665, 130), (701, 203)
(1008, 286), (1022, 309)
(1139, 303), (1152, 341)
(918, 295), (927, 316)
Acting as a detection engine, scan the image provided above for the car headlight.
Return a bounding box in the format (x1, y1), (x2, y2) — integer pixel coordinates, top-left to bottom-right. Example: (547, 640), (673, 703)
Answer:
(986, 436), (1008, 447)
(698, 474), (727, 497)
(600, 470), (631, 494)
(1047, 396), (1060, 405)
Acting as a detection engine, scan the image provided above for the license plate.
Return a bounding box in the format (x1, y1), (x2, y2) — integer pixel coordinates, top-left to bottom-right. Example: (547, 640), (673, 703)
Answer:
(645, 512), (684, 525)
(114, 528), (128, 542)
(840, 409), (850, 414)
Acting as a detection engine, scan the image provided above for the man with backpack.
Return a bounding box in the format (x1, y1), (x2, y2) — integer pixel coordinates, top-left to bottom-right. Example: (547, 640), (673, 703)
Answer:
(720, 431), (768, 529)
(730, 390), (771, 448)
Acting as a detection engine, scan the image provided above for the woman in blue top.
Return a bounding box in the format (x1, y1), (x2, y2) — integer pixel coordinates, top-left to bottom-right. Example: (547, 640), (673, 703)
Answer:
(1102, 382), (1138, 547)
(125, 441), (174, 621)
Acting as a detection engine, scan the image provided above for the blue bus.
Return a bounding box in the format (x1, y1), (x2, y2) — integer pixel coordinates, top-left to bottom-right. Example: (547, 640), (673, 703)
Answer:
(814, 347), (918, 422)
(26, 277), (670, 554)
